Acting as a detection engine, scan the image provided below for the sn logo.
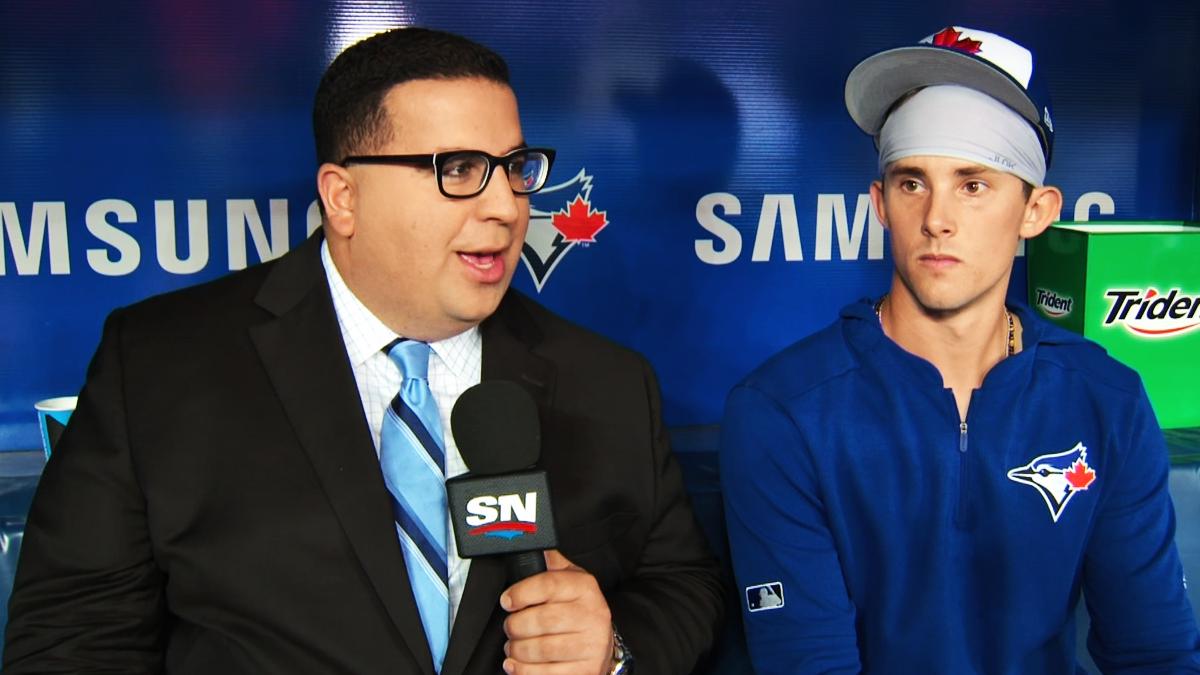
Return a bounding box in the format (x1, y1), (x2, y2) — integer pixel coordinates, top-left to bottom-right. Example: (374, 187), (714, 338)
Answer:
(448, 475), (553, 547)
(465, 492), (538, 528)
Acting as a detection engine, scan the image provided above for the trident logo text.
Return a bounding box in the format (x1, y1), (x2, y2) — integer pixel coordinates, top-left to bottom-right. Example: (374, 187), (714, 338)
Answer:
(1035, 288), (1074, 318)
(464, 492), (538, 540)
(1103, 288), (1200, 337)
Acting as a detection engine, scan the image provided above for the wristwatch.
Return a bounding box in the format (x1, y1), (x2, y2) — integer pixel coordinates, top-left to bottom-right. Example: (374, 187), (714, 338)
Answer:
(609, 625), (634, 674)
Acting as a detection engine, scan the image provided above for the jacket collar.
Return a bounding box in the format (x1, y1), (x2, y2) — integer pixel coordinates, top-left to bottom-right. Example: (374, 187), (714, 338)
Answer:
(841, 295), (1089, 391)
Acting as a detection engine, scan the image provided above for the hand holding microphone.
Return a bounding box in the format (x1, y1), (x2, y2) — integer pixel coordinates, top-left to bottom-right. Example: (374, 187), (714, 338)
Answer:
(448, 382), (620, 674)
(499, 549), (614, 675)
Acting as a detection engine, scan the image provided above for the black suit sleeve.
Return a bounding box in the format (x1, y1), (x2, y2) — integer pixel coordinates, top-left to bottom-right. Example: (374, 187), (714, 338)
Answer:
(606, 359), (726, 674)
(4, 310), (167, 673)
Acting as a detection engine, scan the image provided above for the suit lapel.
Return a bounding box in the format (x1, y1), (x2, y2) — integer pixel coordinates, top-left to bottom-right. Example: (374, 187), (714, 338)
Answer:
(479, 292), (555, 409)
(248, 235), (436, 675)
(440, 292), (557, 675)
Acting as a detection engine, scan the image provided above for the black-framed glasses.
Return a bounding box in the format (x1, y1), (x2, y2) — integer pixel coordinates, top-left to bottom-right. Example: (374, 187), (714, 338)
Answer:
(341, 147), (556, 199)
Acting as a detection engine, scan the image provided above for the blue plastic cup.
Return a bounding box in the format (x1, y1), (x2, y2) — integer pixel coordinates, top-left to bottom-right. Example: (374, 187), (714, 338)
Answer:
(35, 397), (76, 458)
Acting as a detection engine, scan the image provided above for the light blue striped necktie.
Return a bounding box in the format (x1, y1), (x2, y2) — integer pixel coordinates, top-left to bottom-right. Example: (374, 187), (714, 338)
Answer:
(380, 339), (449, 672)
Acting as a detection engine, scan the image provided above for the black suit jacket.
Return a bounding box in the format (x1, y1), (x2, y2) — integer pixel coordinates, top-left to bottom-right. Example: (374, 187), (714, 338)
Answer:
(4, 234), (724, 674)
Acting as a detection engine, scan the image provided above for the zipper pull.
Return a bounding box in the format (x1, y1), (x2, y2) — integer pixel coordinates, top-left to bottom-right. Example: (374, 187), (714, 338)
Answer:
(959, 422), (968, 453)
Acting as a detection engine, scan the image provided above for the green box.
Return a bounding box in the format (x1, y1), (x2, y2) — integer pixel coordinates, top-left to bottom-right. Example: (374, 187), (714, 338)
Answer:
(1027, 221), (1200, 429)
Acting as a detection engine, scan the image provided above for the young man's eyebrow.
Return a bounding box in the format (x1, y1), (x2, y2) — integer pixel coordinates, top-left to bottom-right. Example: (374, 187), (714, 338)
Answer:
(884, 164), (927, 181)
(954, 165), (995, 178)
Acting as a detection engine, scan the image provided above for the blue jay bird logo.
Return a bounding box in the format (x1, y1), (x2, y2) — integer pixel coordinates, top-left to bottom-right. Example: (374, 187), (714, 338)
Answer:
(522, 169), (608, 292)
(1007, 442), (1097, 523)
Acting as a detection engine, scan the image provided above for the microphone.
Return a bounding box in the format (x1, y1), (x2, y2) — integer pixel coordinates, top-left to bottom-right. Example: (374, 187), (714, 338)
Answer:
(447, 381), (558, 583)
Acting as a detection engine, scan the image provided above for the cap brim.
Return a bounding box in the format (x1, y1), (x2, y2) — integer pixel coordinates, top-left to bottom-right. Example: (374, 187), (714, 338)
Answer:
(845, 45), (1040, 136)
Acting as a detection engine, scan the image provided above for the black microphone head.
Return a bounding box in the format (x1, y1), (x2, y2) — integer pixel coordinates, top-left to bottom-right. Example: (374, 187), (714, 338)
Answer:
(450, 380), (540, 475)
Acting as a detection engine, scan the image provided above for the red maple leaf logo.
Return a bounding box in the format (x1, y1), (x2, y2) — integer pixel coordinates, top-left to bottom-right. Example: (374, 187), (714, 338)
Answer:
(551, 196), (608, 243)
(931, 27), (983, 54)
(1064, 459), (1096, 490)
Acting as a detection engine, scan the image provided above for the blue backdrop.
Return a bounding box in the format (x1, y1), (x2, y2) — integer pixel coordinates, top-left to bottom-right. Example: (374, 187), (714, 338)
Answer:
(2, 1), (1199, 451)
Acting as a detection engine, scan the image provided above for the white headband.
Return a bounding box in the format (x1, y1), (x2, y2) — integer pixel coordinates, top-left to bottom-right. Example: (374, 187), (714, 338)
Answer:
(877, 85), (1046, 187)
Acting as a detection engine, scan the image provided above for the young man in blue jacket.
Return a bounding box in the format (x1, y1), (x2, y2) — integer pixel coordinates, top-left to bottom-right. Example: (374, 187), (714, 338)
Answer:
(721, 26), (1200, 673)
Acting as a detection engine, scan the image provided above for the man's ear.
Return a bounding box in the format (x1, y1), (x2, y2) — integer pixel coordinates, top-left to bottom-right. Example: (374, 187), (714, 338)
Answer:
(1020, 185), (1063, 239)
(869, 180), (888, 229)
(317, 163), (356, 238)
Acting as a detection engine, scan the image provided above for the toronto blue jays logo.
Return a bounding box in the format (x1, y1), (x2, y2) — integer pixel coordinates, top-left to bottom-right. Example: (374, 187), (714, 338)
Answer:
(1006, 442), (1097, 523)
(522, 169), (608, 292)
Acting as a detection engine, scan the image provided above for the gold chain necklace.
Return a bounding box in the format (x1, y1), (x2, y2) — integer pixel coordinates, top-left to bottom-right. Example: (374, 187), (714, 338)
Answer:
(874, 295), (1015, 357)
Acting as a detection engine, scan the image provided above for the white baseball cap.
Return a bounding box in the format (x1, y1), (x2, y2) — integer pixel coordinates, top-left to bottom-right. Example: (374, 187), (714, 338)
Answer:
(845, 26), (1054, 164)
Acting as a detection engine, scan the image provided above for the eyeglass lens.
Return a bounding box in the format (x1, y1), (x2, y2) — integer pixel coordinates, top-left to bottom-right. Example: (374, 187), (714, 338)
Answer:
(438, 150), (549, 197)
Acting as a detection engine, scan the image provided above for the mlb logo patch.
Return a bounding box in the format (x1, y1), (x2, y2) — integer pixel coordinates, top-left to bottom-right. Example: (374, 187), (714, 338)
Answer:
(745, 582), (785, 612)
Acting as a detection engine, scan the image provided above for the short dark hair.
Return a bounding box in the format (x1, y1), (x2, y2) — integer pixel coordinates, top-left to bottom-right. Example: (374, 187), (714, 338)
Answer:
(312, 27), (510, 165)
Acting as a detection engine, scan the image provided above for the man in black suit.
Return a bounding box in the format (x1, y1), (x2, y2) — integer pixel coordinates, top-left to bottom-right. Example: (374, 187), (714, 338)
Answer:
(4, 27), (723, 674)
